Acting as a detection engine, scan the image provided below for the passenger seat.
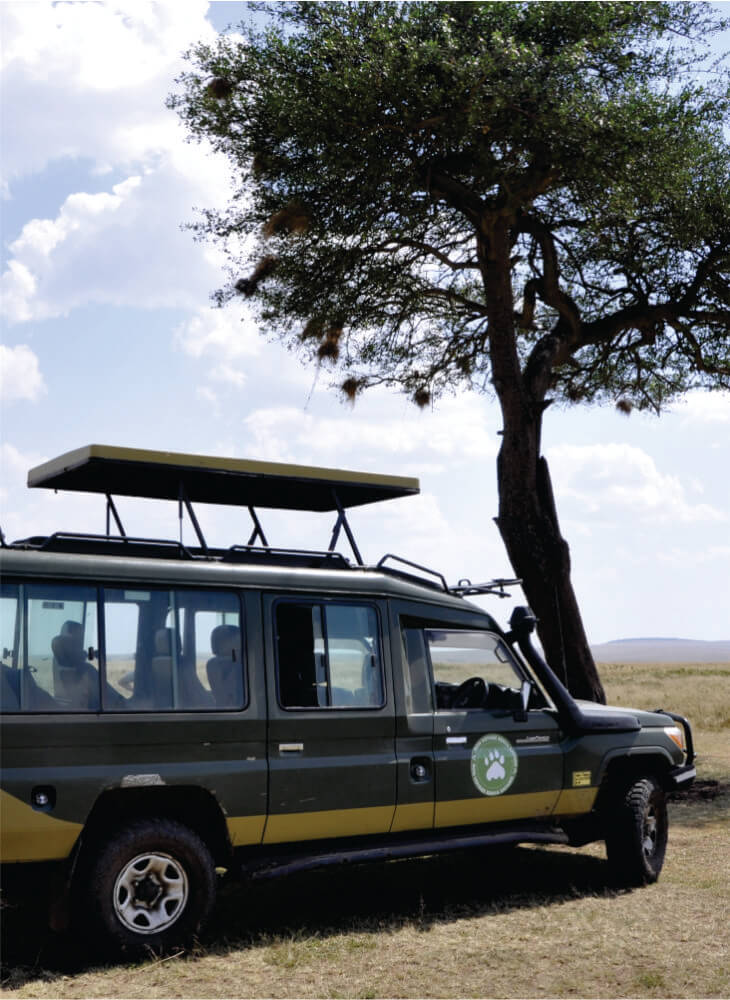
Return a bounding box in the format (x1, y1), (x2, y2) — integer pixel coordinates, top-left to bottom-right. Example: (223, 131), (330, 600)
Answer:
(51, 620), (100, 711)
(206, 625), (243, 708)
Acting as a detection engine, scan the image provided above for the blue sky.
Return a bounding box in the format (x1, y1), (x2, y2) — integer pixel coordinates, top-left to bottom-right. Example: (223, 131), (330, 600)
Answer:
(1, 1), (728, 644)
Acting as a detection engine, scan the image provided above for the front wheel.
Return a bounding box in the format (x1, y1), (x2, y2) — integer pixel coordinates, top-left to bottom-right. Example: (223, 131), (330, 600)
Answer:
(86, 818), (216, 953)
(605, 776), (668, 886)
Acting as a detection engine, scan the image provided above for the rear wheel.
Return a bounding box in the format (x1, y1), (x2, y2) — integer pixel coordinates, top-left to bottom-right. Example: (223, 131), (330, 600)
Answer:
(86, 818), (216, 953)
(605, 776), (668, 886)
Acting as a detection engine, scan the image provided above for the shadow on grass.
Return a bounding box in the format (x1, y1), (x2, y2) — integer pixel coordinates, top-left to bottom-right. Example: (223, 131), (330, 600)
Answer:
(5, 786), (726, 990)
(1, 844), (621, 989)
(669, 783), (729, 828)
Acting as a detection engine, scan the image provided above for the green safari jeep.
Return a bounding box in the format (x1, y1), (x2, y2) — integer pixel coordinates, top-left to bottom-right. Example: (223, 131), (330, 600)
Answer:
(0, 445), (696, 953)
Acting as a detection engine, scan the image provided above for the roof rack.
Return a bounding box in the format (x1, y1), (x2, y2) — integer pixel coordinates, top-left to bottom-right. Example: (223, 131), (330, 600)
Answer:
(11, 532), (351, 569)
(3, 446), (522, 600)
(372, 560), (522, 600)
(450, 578), (522, 598)
(376, 554), (449, 592)
(17, 444), (419, 567)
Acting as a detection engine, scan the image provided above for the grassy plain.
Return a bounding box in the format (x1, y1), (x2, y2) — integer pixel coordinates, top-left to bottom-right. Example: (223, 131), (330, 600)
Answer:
(2, 661), (728, 999)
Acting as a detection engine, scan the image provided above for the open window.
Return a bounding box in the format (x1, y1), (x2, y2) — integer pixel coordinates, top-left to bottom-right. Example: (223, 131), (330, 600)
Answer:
(423, 629), (544, 712)
(275, 601), (384, 710)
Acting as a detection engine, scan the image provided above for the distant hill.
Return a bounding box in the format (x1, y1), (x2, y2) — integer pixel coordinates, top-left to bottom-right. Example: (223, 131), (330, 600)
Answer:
(591, 637), (730, 663)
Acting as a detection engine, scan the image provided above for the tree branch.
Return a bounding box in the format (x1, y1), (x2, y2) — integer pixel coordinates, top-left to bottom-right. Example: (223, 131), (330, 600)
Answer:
(371, 238), (479, 271)
(426, 169), (488, 226)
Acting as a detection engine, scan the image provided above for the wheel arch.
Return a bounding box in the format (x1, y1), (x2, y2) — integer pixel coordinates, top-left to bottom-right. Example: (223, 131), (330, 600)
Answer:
(594, 747), (674, 815)
(77, 785), (233, 869)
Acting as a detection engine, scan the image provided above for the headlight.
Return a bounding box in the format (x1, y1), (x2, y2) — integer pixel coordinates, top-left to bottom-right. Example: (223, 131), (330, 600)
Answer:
(663, 725), (685, 752)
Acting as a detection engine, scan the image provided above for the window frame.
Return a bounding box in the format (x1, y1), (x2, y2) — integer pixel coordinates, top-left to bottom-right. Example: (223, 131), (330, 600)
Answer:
(273, 596), (386, 712)
(0, 579), (102, 713)
(0, 577), (248, 714)
(100, 584), (248, 713)
(421, 626), (533, 713)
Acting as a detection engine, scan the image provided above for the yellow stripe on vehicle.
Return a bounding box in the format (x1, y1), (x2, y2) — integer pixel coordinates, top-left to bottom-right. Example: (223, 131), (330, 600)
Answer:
(390, 801), (435, 833)
(435, 790), (560, 828)
(0, 789), (83, 862)
(226, 814), (267, 846)
(553, 787), (598, 815)
(263, 804), (395, 844)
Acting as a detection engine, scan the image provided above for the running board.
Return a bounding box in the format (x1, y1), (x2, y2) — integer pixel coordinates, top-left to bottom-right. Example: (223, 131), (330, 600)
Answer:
(238, 824), (569, 881)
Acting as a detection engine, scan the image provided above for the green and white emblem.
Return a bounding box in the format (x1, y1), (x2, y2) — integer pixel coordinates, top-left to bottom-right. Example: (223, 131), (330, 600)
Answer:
(471, 734), (518, 797)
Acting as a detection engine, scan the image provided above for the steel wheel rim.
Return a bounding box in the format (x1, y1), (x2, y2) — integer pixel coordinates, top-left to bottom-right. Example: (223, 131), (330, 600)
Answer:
(113, 851), (189, 935)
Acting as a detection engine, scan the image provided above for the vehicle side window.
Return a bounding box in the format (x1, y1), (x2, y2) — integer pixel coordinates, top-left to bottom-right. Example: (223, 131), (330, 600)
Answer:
(425, 630), (525, 711)
(0, 582), (100, 712)
(102, 588), (244, 711)
(276, 601), (384, 709)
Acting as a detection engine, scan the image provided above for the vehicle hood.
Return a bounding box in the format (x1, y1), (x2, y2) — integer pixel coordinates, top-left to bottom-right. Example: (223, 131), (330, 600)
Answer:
(575, 700), (668, 728)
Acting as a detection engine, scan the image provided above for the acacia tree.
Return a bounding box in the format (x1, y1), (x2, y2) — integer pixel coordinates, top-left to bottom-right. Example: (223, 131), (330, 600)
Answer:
(170, 1), (730, 701)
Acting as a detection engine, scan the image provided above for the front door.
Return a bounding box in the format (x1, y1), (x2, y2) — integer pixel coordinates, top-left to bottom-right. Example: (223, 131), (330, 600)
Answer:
(425, 628), (565, 828)
(262, 595), (396, 844)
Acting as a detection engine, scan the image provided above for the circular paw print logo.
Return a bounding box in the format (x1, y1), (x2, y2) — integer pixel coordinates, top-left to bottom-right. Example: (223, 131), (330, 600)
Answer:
(471, 734), (518, 796)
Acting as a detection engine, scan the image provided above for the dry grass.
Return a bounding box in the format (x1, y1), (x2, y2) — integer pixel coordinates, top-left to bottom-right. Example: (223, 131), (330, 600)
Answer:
(2, 661), (728, 999)
(598, 660), (730, 734)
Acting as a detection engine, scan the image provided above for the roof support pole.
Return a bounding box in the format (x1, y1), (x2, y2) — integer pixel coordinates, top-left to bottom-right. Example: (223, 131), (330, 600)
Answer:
(246, 506), (270, 548)
(329, 490), (364, 566)
(178, 483), (209, 554)
(105, 494), (127, 538)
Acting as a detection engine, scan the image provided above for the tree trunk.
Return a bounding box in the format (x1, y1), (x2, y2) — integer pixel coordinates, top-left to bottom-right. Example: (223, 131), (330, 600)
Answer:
(476, 220), (605, 703)
(495, 422), (606, 703)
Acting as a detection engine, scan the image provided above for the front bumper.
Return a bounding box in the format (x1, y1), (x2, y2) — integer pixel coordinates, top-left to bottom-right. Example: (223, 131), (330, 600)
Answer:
(666, 763), (697, 790)
(655, 709), (696, 786)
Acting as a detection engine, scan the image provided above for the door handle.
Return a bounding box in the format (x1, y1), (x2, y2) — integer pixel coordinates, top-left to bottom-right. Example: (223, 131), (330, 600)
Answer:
(446, 736), (467, 745)
(279, 742), (304, 753)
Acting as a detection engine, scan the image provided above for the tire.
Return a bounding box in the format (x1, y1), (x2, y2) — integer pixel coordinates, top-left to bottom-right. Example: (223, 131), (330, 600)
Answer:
(605, 776), (668, 886)
(86, 818), (216, 953)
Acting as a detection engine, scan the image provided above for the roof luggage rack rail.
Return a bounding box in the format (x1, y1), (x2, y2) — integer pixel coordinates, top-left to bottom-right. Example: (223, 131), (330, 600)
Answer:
(11, 532), (199, 560)
(376, 554), (449, 592)
(8, 533), (356, 571)
(223, 546), (351, 570)
(450, 578), (522, 598)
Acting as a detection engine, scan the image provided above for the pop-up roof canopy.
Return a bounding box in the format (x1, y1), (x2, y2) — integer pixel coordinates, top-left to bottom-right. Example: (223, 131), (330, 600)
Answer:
(25, 444), (420, 566)
(28, 444), (419, 512)
(15, 445), (519, 597)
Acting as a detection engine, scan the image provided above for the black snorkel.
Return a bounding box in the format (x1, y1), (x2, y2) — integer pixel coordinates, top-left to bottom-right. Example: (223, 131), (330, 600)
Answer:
(506, 606), (639, 734)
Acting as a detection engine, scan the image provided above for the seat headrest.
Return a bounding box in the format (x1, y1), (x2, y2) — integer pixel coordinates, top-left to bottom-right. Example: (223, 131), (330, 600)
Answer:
(61, 620), (84, 641)
(52, 633), (84, 667)
(211, 624), (240, 659)
(154, 628), (179, 656)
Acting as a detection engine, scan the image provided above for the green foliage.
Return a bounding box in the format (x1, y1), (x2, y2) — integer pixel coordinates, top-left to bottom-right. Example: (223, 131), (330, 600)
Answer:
(170, 1), (730, 413)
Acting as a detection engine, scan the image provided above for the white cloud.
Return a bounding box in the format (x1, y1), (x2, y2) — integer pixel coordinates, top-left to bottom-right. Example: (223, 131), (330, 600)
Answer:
(1, 262), (36, 323)
(2, 156), (232, 322)
(175, 307), (261, 362)
(674, 391), (730, 425)
(547, 442), (726, 524)
(208, 364), (248, 388)
(1, 2), (237, 323)
(0, 345), (46, 403)
(242, 393), (499, 469)
(0, 441), (40, 485)
(1, 1), (217, 181)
